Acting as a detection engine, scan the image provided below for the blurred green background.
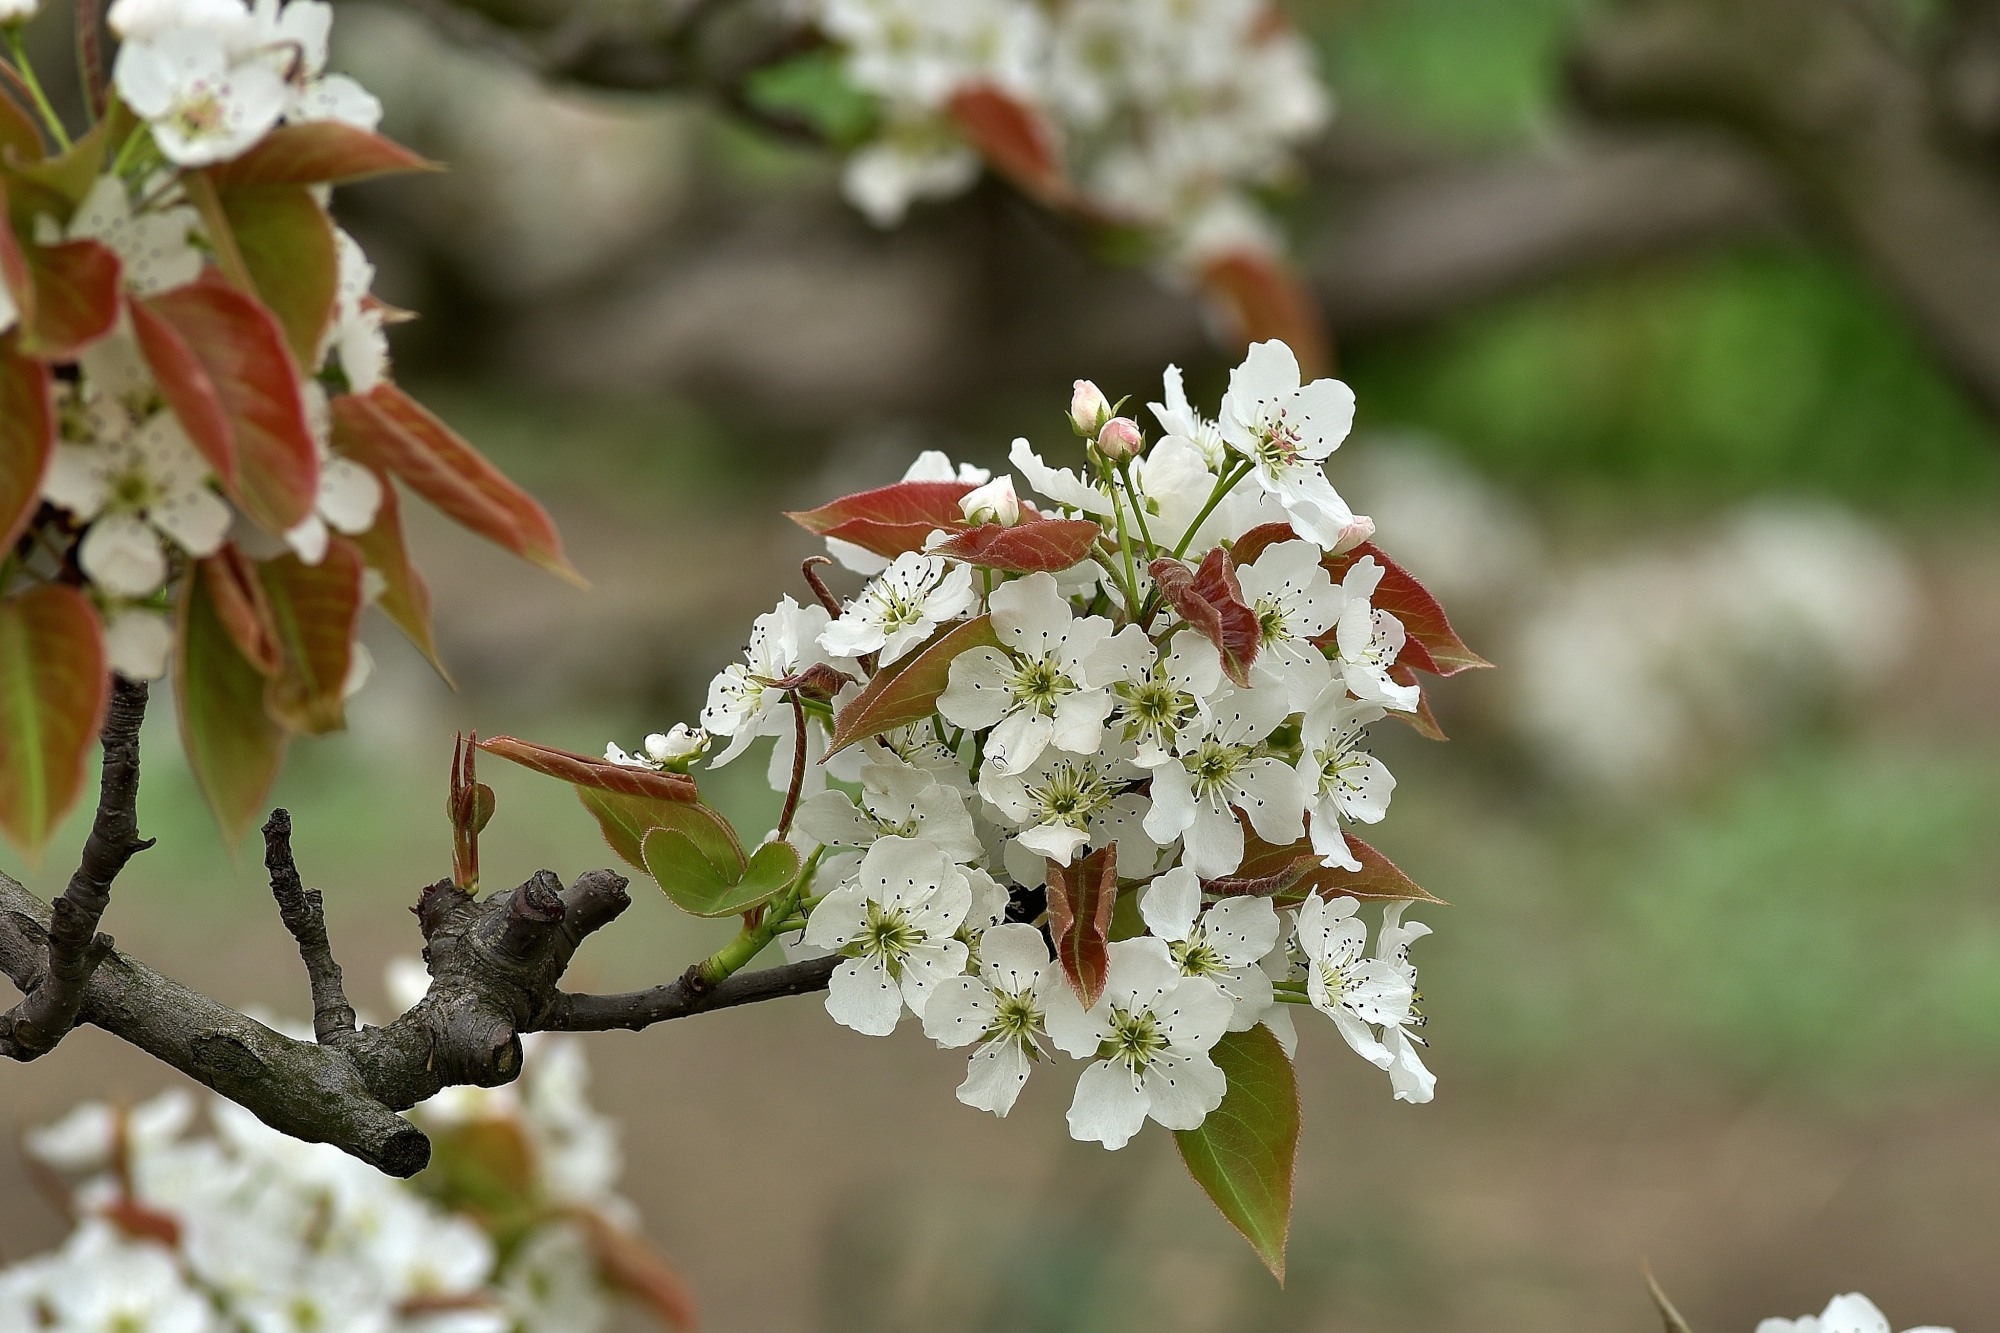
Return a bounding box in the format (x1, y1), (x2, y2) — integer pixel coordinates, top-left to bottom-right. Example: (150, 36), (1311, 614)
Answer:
(5, 1), (1999, 1329)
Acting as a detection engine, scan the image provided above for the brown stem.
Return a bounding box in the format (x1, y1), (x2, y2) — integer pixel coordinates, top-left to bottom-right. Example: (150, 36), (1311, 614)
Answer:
(263, 808), (359, 1048)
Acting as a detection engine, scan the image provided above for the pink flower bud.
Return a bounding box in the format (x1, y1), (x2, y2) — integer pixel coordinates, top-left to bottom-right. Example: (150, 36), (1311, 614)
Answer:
(1068, 379), (1111, 437)
(1094, 416), (1145, 462)
(959, 476), (1022, 527)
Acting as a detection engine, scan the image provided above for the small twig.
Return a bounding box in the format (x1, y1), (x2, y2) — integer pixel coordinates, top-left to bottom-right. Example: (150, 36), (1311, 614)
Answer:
(542, 956), (839, 1032)
(263, 809), (358, 1048)
(0, 679), (153, 1062)
(75, 0), (107, 120)
(800, 556), (844, 618)
(775, 692), (809, 839)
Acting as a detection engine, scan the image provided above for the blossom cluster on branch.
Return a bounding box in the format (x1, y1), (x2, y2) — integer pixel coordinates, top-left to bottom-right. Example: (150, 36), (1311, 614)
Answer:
(484, 339), (1486, 1267)
(0, 0), (567, 854)
(775, 0), (1332, 358)
(0, 966), (693, 1333)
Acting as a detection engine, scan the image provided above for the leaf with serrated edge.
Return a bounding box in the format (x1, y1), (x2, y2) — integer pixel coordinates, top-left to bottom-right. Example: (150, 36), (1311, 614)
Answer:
(257, 539), (364, 735)
(178, 561), (290, 844)
(1237, 829), (1445, 905)
(827, 614), (1000, 754)
(141, 273), (319, 532)
(477, 735), (697, 803)
(1046, 844), (1117, 1007)
(0, 586), (108, 854)
(1175, 1026), (1300, 1281)
(644, 829), (797, 918)
(786, 479), (975, 559)
(934, 517), (1102, 573)
(0, 339), (53, 552)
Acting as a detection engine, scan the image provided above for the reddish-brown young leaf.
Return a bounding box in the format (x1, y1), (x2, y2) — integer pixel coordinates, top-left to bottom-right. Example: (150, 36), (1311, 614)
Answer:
(179, 559), (291, 844)
(569, 1208), (699, 1331)
(0, 183), (32, 317)
(1046, 843), (1118, 1008)
(0, 337), (53, 552)
(348, 471), (445, 678)
(1195, 250), (1329, 378)
(330, 385), (580, 584)
(1228, 521), (1296, 569)
(206, 122), (440, 189)
(14, 238), (120, 361)
(142, 273), (319, 532)
(826, 614), (1002, 754)
(476, 735), (698, 803)
(1175, 1025), (1301, 1281)
(257, 538), (366, 735)
(214, 184), (338, 368)
(948, 85), (1069, 205)
(786, 479), (978, 560)
(933, 517), (1102, 573)
(0, 585), (108, 854)
(128, 295), (236, 483)
(1235, 828), (1445, 905)
(1322, 543), (1490, 676)
(197, 546), (281, 675)
(1150, 547), (1260, 688)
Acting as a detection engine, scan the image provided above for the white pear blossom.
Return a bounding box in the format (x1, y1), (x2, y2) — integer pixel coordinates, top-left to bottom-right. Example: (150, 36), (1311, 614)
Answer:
(1330, 556), (1422, 712)
(1374, 899), (1435, 1104)
(60, 175), (203, 296)
(1009, 435), (1114, 516)
(1138, 867), (1280, 1031)
(1148, 363), (1227, 469)
(1109, 637), (1220, 766)
(1237, 537), (1343, 708)
(794, 756), (981, 862)
(937, 572), (1149, 775)
(606, 723), (708, 772)
(1292, 894), (1424, 1086)
(113, 20), (291, 166)
(1297, 686), (1392, 871)
(248, 0), (383, 130)
(326, 228), (389, 392)
(1045, 938), (1233, 1149)
(1142, 684), (1304, 878)
(285, 383), (384, 562)
(1, 0), (42, 22)
(922, 922), (1058, 1115)
(1757, 1293), (1954, 1333)
(805, 835), (974, 1035)
(5, 1224), (212, 1333)
(43, 412), (231, 597)
(820, 551), (978, 664)
(702, 595), (838, 765)
(1217, 340), (1363, 551)
(979, 744), (1146, 864)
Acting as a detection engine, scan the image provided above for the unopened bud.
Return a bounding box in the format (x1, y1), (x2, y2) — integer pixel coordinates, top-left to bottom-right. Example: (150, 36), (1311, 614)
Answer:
(959, 475), (1021, 527)
(1093, 416), (1145, 462)
(1068, 379), (1112, 438)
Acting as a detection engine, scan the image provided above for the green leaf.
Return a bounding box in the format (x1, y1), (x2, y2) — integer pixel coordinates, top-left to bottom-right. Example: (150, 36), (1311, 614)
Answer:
(0, 586), (108, 855)
(742, 51), (879, 147)
(1174, 1026), (1301, 1282)
(257, 538), (365, 735)
(643, 828), (798, 918)
(0, 337), (53, 553)
(828, 614), (1001, 754)
(178, 558), (291, 844)
(0, 91), (43, 163)
(216, 184), (337, 369)
(573, 786), (740, 879)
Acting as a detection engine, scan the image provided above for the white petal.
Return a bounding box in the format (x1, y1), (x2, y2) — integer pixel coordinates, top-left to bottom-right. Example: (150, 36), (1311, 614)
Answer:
(104, 608), (174, 680)
(936, 648), (1014, 730)
(1218, 340), (1301, 449)
(1182, 801), (1245, 879)
(80, 514), (168, 596)
(1067, 1059), (1149, 1149)
(825, 957), (903, 1036)
(1203, 896), (1281, 968)
(897, 939), (970, 1015)
(988, 572), (1071, 651)
(920, 977), (995, 1049)
(1385, 1028), (1436, 1104)
(148, 484), (232, 556)
(319, 456), (382, 533)
(1138, 865), (1201, 943)
(958, 1040), (1033, 1115)
(1040, 977), (1103, 1057)
(1233, 758), (1306, 846)
(978, 922), (1049, 993)
(284, 513), (330, 563)
(986, 706), (1055, 776)
(1048, 688), (1111, 755)
(1261, 1004), (1298, 1058)
(1142, 1050), (1227, 1129)
(1155, 975), (1233, 1052)
(1142, 760), (1197, 845)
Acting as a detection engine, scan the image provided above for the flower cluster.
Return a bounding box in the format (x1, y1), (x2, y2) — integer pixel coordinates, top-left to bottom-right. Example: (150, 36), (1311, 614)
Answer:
(0, 0), (568, 852)
(596, 339), (1484, 1157)
(807, 0), (1329, 271)
(1758, 1293), (1955, 1333)
(0, 973), (688, 1333)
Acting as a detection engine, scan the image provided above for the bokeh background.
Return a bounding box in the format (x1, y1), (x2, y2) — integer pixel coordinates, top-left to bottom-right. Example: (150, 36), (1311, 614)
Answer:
(6, 1), (2000, 1329)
